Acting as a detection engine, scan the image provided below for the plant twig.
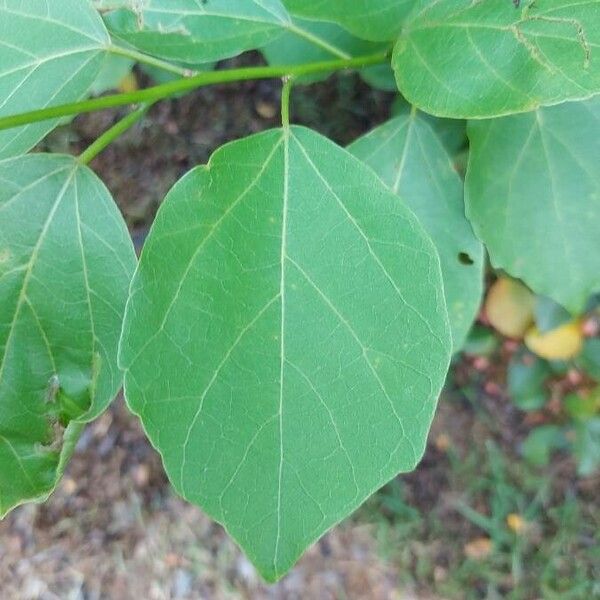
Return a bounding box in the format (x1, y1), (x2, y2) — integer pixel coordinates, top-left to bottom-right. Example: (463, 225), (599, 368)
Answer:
(0, 52), (389, 132)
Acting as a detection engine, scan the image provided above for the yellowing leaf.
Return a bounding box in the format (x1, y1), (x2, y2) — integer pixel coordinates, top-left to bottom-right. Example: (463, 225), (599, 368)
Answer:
(525, 321), (584, 361)
(464, 537), (492, 560)
(485, 278), (535, 338)
(118, 72), (138, 93)
(506, 513), (526, 534)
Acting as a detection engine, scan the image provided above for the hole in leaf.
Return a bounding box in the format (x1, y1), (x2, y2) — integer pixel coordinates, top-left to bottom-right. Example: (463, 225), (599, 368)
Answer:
(458, 252), (474, 266)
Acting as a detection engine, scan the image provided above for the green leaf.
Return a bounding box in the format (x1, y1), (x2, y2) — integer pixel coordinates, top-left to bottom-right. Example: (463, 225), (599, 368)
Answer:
(119, 126), (451, 581)
(348, 110), (484, 351)
(102, 0), (290, 64)
(0, 0), (110, 158)
(577, 338), (600, 381)
(508, 352), (550, 411)
(521, 425), (564, 467)
(466, 97), (600, 314)
(282, 0), (414, 41)
(89, 54), (134, 96)
(574, 416), (600, 475)
(564, 389), (599, 420)
(261, 15), (382, 84)
(393, 0), (600, 118)
(0, 154), (136, 517)
(535, 295), (572, 333)
(462, 325), (499, 357)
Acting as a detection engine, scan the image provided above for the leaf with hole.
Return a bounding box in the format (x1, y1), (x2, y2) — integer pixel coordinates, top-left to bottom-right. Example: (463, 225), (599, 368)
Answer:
(466, 97), (600, 314)
(0, 0), (110, 158)
(119, 126), (451, 580)
(348, 110), (484, 351)
(393, 0), (600, 118)
(0, 154), (136, 517)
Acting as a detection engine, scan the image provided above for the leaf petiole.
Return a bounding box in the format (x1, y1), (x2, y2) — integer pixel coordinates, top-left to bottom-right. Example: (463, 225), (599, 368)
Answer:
(281, 77), (294, 129)
(78, 103), (152, 165)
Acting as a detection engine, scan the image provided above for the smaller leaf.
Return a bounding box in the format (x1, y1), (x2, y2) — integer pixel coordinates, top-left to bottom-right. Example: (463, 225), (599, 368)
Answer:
(90, 55), (135, 96)
(485, 278), (535, 339)
(573, 417), (600, 476)
(506, 513), (526, 534)
(102, 0), (290, 64)
(348, 111), (484, 351)
(464, 537), (492, 560)
(508, 352), (550, 412)
(393, 0), (600, 119)
(525, 321), (584, 361)
(462, 325), (498, 357)
(535, 295), (572, 334)
(261, 15), (382, 84)
(0, 154), (136, 517)
(0, 0), (110, 158)
(281, 0), (414, 41)
(564, 390), (600, 420)
(466, 98), (600, 313)
(576, 338), (600, 381)
(521, 425), (564, 467)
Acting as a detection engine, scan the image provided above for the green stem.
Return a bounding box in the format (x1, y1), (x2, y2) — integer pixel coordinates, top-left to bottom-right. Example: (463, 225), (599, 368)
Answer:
(79, 103), (151, 165)
(281, 78), (294, 129)
(0, 52), (388, 132)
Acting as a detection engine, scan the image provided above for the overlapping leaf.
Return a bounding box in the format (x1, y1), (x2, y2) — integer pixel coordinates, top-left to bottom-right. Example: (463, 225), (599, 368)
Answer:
(466, 97), (600, 314)
(393, 0), (600, 118)
(349, 110), (483, 350)
(102, 0), (291, 64)
(0, 0), (110, 158)
(261, 13), (395, 88)
(119, 126), (451, 580)
(0, 155), (136, 517)
(282, 0), (414, 41)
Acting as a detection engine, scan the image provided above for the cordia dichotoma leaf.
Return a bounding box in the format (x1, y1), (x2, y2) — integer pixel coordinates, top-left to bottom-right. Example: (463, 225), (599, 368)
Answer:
(0, 154), (136, 517)
(102, 0), (291, 64)
(261, 13), (396, 89)
(349, 110), (484, 351)
(262, 15), (381, 84)
(466, 97), (600, 314)
(281, 0), (414, 41)
(393, 0), (600, 118)
(0, 0), (110, 158)
(119, 126), (451, 581)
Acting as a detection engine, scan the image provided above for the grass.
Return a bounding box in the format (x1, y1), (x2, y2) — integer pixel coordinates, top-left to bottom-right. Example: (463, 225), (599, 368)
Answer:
(360, 428), (600, 599)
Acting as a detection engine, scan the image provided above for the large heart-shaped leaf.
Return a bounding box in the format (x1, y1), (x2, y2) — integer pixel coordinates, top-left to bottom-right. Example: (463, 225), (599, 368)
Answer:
(466, 97), (600, 314)
(282, 0), (414, 41)
(0, 155), (136, 517)
(102, 0), (291, 64)
(393, 0), (600, 118)
(0, 0), (110, 158)
(349, 110), (484, 351)
(119, 126), (451, 580)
